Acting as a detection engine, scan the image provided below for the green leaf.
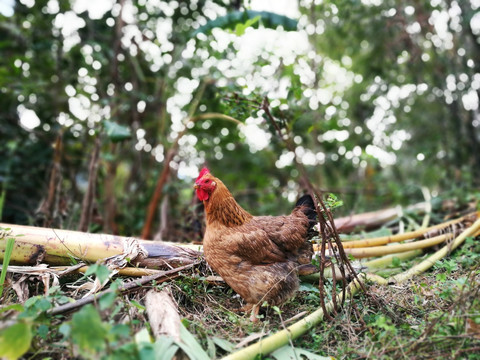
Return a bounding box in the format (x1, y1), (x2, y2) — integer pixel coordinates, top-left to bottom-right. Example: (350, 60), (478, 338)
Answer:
(271, 345), (332, 360)
(175, 324), (210, 360)
(391, 256), (401, 267)
(0, 321), (33, 360)
(71, 304), (108, 354)
(99, 291), (117, 310)
(35, 297), (52, 312)
(135, 328), (151, 344)
(0, 304), (24, 314)
(135, 328), (155, 360)
(103, 120), (131, 142)
(212, 337), (235, 352)
(85, 264), (111, 284)
(193, 10), (298, 36)
(299, 283), (320, 294)
(234, 15), (261, 36)
(154, 337), (179, 360)
(58, 323), (71, 338)
(130, 300), (146, 311)
(37, 324), (49, 340)
(110, 324), (131, 338)
(0, 237), (15, 298)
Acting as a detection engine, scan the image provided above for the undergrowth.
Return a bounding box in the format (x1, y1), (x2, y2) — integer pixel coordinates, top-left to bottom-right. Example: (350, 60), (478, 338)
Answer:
(1, 226), (480, 359)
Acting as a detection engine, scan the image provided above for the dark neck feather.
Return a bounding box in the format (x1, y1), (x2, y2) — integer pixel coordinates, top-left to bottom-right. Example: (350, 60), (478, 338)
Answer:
(205, 179), (252, 226)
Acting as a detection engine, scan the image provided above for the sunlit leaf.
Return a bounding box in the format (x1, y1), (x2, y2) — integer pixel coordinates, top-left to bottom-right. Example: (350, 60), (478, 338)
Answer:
(130, 299), (146, 311)
(85, 263), (111, 284)
(234, 15), (261, 36)
(0, 321), (32, 360)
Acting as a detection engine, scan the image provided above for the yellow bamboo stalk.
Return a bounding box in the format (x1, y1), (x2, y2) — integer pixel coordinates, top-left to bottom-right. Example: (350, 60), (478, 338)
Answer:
(363, 273), (389, 285)
(363, 249), (423, 270)
(50, 266), (163, 277)
(341, 233), (454, 259)
(0, 223), (124, 264)
(389, 219), (480, 283)
(0, 223), (198, 266)
(314, 212), (477, 250)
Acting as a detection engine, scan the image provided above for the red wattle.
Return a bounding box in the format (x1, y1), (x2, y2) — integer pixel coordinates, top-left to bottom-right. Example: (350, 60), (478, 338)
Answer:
(196, 188), (209, 201)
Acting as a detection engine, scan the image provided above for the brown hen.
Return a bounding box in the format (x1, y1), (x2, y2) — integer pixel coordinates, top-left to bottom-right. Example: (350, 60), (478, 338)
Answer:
(194, 168), (318, 321)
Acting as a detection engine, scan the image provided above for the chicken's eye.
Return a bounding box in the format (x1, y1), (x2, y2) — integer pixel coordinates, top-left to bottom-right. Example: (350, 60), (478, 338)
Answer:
(205, 179), (210, 183)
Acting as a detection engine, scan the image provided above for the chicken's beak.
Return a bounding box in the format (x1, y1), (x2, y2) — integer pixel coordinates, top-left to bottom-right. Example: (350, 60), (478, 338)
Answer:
(193, 183), (199, 189)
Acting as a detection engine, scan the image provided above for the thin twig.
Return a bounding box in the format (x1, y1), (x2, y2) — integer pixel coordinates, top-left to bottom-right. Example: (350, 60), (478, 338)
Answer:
(259, 96), (366, 318)
(48, 261), (199, 316)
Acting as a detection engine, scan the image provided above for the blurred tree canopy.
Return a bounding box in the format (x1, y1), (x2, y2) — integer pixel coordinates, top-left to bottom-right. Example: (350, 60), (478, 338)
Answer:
(0, 0), (479, 239)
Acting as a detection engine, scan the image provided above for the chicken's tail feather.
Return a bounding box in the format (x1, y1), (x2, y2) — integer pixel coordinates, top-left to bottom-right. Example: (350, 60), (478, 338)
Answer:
(295, 194), (318, 237)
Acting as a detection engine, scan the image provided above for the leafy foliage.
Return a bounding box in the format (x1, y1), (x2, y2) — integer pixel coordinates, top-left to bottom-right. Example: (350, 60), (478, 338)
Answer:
(193, 10), (298, 35)
(0, 0), (479, 356)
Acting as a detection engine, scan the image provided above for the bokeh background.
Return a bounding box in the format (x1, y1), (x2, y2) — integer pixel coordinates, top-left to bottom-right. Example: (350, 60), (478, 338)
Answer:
(1, 0), (479, 239)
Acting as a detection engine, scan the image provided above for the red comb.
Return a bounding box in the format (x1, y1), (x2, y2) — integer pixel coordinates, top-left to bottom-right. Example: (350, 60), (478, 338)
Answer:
(196, 167), (210, 181)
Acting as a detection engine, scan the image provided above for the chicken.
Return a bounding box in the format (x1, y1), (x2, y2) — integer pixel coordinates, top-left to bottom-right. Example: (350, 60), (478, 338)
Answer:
(194, 167), (318, 321)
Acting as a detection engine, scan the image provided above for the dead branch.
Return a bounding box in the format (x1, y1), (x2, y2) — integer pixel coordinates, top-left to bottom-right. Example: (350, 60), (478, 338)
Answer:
(48, 262), (199, 316)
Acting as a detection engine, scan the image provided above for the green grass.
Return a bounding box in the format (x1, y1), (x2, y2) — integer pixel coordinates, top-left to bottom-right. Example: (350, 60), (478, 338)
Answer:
(0, 228), (479, 359)
(0, 235), (15, 298)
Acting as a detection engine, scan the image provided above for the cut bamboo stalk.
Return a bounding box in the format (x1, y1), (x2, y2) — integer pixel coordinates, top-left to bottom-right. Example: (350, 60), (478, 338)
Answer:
(0, 223), (199, 268)
(50, 266), (163, 277)
(363, 273), (389, 285)
(222, 278), (364, 360)
(389, 219), (480, 284)
(315, 212), (478, 250)
(339, 233), (454, 259)
(5, 264), (162, 278)
(363, 250), (423, 270)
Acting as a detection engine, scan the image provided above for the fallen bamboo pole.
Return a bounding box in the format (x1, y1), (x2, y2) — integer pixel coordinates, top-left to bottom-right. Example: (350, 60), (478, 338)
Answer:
(340, 232), (454, 259)
(316, 212), (478, 250)
(0, 223), (200, 269)
(363, 250), (423, 270)
(389, 218), (480, 284)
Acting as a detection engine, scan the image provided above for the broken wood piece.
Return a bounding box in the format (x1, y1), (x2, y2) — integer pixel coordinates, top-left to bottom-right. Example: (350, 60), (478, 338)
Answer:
(145, 287), (181, 341)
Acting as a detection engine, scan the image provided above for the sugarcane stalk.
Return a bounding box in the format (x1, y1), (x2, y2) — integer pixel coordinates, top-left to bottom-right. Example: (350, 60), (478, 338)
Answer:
(389, 218), (480, 283)
(341, 232), (454, 259)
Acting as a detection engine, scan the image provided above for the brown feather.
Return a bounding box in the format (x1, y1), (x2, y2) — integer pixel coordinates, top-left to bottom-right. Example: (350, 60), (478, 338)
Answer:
(198, 174), (316, 313)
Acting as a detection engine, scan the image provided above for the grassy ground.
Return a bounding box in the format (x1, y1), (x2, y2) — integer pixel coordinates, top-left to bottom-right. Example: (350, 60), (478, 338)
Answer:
(1, 225), (480, 359)
(173, 240), (480, 359)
